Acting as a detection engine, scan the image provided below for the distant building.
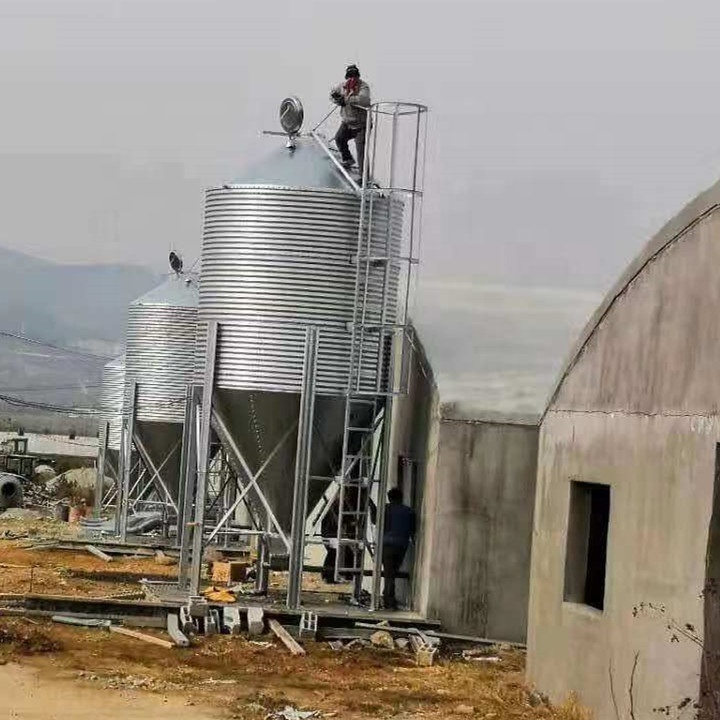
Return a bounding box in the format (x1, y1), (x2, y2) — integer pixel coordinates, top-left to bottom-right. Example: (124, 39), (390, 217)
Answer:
(0, 431), (97, 478)
(527, 180), (720, 717)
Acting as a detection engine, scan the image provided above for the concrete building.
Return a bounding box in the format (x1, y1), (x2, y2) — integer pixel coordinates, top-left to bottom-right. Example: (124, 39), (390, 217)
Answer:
(527, 181), (720, 718)
(391, 333), (540, 642)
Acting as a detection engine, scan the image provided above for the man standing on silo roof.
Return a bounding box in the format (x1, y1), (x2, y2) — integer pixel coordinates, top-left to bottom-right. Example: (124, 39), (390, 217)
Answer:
(330, 64), (371, 174)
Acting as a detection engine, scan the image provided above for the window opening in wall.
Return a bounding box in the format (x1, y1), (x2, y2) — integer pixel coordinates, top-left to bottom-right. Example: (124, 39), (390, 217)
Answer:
(564, 481), (611, 611)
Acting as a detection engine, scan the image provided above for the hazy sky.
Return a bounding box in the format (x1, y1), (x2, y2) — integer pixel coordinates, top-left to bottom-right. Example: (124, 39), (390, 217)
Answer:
(0, 0), (719, 290)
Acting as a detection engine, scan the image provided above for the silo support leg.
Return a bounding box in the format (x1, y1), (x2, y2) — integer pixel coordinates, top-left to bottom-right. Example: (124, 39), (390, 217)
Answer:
(178, 385), (201, 590)
(189, 321), (218, 597)
(118, 381), (137, 544)
(94, 422), (109, 518)
(287, 327), (319, 609)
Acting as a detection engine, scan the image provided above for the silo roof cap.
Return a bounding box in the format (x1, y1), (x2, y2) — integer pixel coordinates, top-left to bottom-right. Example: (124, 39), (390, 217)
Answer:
(105, 354), (125, 370)
(130, 274), (199, 309)
(229, 137), (352, 192)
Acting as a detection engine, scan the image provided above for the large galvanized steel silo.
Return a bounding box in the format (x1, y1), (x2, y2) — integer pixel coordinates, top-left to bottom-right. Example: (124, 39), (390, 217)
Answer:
(125, 275), (199, 504)
(196, 138), (403, 532)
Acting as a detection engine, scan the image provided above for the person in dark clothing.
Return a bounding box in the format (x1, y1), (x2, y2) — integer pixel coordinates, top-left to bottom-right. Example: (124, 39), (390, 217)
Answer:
(330, 64), (371, 174)
(321, 503), (354, 584)
(382, 487), (416, 610)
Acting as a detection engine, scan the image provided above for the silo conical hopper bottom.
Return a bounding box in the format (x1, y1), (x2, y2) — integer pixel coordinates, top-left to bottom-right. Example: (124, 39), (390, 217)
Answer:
(212, 389), (348, 544)
(133, 420), (184, 510)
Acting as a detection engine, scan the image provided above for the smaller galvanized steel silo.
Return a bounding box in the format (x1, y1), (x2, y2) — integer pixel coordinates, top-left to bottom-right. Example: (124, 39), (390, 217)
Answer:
(124, 275), (198, 505)
(98, 354), (125, 455)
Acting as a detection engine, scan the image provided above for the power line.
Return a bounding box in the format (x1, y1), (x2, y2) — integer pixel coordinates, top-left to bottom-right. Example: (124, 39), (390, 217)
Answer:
(0, 392), (100, 415)
(0, 391), (187, 418)
(0, 330), (113, 361)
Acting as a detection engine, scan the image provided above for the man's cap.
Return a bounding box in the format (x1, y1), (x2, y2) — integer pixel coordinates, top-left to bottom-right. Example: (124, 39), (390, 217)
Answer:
(345, 64), (360, 79)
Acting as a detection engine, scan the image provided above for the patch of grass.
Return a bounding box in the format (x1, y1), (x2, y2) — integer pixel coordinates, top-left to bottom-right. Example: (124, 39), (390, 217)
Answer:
(0, 620), (62, 655)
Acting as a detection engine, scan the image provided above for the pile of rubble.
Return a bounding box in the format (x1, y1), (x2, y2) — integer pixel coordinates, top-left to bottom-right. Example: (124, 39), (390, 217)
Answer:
(22, 479), (57, 508)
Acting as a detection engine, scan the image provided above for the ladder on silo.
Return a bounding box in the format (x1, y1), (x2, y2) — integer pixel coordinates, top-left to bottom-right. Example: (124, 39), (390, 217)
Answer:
(332, 101), (428, 606)
(333, 168), (395, 592)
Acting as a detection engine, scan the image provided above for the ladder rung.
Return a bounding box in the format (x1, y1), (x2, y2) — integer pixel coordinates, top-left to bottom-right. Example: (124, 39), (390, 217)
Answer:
(347, 426), (374, 432)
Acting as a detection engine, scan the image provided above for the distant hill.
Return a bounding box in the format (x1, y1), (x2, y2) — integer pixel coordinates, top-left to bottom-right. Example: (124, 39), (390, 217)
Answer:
(0, 246), (158, 423)
(0, 246), (158, 347)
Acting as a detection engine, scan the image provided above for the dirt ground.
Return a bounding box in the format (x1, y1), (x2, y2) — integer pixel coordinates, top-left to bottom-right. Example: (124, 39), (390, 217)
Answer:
(0, 663), (213, 720)
(0, 516), (590, 720)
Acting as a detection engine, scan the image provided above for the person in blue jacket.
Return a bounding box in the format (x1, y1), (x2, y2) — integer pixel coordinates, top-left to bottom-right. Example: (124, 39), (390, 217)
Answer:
(382, 487), (416, 610)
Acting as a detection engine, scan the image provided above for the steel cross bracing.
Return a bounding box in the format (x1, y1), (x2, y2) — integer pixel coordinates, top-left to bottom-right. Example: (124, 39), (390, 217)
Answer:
(102, 380), (185, 543)
(332, 102), (428, 608)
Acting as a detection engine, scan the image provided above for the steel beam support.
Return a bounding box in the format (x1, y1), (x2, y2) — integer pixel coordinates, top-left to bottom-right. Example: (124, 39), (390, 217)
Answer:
(189, 321), (218, 596)
(178, 384), (201, 589)
(370, 401), (393, 610)
(94, 421), (109, 519)
(210, 406), (292, 550)
(131, 432), (180, 513)
(287, 327), (319, 609)
(118, 381), (137, 544)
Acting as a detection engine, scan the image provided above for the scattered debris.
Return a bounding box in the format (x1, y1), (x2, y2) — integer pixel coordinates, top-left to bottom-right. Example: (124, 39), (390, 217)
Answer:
(108, 625), (175, 650)
(1, 509), (43, 521)
(409, 634), (438, 667)
(299, 610), (318, 639)
(52, 615), (110, 629)
(247, 606), (265, 636)
(454, 704), (475, 715)
(268, 619), (306, 656)
(211, 560), (249, 585)
(220, 607), (242, 635)
(528, 690), (550, 708)
(154, 550), (175, 566)
(248, 640), (273, 649)
(167, 613), (191, 648)
(266, 707), (320, 720)
(85, 544), (113, 563)
(369, 630), (395, 650)
(201, 678), (238, 685)
(202, 586), (236, 603)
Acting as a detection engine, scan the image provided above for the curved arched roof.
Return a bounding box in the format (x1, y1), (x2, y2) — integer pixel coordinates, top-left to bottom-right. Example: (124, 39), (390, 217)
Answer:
(544, 177), (720, 416)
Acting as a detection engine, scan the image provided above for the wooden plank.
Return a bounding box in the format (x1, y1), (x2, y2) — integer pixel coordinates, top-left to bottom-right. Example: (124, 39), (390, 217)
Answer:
(86, 545), (113, 563)
(108, 625), (174, 649)
(268, 619), (306, 656)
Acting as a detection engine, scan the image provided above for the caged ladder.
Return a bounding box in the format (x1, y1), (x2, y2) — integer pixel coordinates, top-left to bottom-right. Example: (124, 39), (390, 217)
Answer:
(333, 102), (428, 606)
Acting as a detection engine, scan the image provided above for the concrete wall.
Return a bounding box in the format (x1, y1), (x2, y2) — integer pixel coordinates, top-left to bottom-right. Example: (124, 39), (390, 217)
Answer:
(422, 413), (539, 642)
(529, 413), (709, 718)
(391, 334), (539, 641)
(528, 184), (720, 717)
